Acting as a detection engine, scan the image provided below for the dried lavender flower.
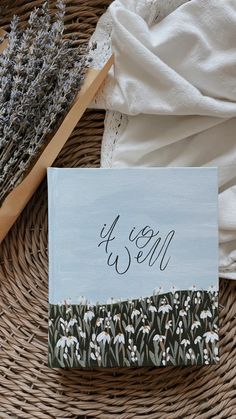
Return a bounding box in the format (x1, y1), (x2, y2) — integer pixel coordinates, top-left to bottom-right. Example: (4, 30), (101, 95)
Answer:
(0, 1), (88, 204)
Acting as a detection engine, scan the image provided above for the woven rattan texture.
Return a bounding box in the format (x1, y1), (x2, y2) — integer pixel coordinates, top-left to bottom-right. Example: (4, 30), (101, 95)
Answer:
(0, 1), (236, 418)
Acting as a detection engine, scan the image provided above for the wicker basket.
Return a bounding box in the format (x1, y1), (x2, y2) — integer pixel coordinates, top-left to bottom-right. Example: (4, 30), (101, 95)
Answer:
(0, 1), (236, 418)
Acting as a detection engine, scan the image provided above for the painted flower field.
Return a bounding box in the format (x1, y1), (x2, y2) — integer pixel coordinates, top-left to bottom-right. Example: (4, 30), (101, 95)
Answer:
(48, 288), (219, 368)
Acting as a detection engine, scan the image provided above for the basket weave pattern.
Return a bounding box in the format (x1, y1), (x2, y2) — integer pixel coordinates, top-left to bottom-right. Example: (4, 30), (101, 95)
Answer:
(0, 1), (236, 418)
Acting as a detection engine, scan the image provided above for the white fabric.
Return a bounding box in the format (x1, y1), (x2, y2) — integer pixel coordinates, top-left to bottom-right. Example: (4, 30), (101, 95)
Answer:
(89, 0), (236, 279)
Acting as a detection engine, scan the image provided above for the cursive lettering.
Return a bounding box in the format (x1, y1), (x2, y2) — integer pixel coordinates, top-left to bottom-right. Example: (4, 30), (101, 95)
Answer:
(98, 215), (175, 276)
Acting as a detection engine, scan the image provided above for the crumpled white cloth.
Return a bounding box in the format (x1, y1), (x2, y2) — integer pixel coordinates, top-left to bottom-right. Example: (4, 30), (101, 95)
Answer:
(89, 0), (236, 279)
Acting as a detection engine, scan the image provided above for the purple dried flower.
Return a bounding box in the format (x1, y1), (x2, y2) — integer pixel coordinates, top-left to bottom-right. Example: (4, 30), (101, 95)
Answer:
(0, 1), (88, 204)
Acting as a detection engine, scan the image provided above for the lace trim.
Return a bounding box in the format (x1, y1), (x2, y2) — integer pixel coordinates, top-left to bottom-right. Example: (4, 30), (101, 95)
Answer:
(136, 0), (189, 26)
(101, 111), (128, 168)
(88, 9), (112, 69)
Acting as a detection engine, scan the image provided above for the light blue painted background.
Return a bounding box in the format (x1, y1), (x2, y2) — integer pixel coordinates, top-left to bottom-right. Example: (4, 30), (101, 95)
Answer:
(48, 168), (218, 304)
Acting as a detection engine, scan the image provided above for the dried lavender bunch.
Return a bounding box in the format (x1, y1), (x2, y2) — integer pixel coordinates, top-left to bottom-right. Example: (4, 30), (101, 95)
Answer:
(0, 1), (87, 205)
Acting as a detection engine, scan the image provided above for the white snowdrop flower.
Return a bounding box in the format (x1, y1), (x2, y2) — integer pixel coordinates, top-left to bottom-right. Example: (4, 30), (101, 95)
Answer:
(56, 335), (78, 348)
(179, 309), (187, 317)
(203, 331), (219, 343)
(66, 336), (78, 347)
(63, 353), (68, 360)
(153, 334), (166, 342)
(105, 311), (112, 321)
(212, 300), (218, 309)
(165, 320), (172, 330)
(131, 309), (140, 319)
(84, 310), (95, 322)
(194, 336), (202, 344)
(68, 318), (77, 327)
(80, 331), (86, 339)
(48, 319), (53, 327)
(148, 305), (157, 313)
(96, 318), (103, 327)
(203, 349), (208, 354)
(186, 353), (191, 359)
(77, 354), (81, 361)
(97, 331), (111, 344)
(181, 339), (190, 347)
(113, 314), (121, 322)
(191, 321), (201, 330)
(162, 360), (166, 366)
(176, 320), (183, 335)
(147, 298), (150, 303)
(131, 351), (135, 357)
(133, 345), (137, 351)
(128, 338), (132, 345)
(200, 309), (212, 319)
(184, 300), (190, 308)
(158, 303), (172, 314)
(125, 324), (134, 333)
(114, 333), (125, 344)
(140, 325), (151, 334)
(208, 285), (218, 294)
